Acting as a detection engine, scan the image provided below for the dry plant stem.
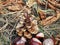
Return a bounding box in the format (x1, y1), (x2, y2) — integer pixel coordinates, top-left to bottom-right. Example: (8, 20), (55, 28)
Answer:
(44, 27), (60, 30)
(0, 18), (8, 31)
(10, 17), (20, 36)
(41, 11), (60, 26)
(44, 29), (51, 36)
(45, 1), (48, 9)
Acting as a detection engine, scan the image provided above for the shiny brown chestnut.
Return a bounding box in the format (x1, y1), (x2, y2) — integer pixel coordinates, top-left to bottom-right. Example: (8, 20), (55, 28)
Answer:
(11, 37), (26, 45)
(36, 33), (44, 38)
(30, 38), (42, 45)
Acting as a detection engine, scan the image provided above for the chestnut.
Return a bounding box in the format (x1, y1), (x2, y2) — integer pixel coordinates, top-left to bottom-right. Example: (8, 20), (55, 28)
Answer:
(30, 38), (42, 45)
(36, 33), (44, 38)
(43, 38), (54, 45)
(12, 37), (26, 45)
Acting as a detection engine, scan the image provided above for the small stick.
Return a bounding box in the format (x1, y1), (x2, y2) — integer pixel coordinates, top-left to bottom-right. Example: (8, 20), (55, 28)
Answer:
(0, 18), (8, 31)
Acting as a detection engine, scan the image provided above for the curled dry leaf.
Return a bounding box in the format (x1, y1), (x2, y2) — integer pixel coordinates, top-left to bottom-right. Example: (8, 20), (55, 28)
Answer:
(37, 0), (60, 10)
(48, 3), (57, 10)
(7, 4), (23, 11)
(48, 0), (60, 8)
(0, 0), (9, 5)
(41, 11), (60, 26)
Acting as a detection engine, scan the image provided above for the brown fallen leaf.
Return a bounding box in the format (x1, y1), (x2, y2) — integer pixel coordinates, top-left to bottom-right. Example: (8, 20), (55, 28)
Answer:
(7, 4), (23, 11)
(0, 0), (11, 6)
(48, 0), (60, 8)
(41, 11), (60, 26)
(48, 3), (57, 10)
(36, 0), (59, 10)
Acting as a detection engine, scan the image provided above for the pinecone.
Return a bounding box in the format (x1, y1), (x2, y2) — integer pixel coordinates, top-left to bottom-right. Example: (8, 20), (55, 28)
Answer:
(11, 12), (45, 45)
(16, 12), (39, 39)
